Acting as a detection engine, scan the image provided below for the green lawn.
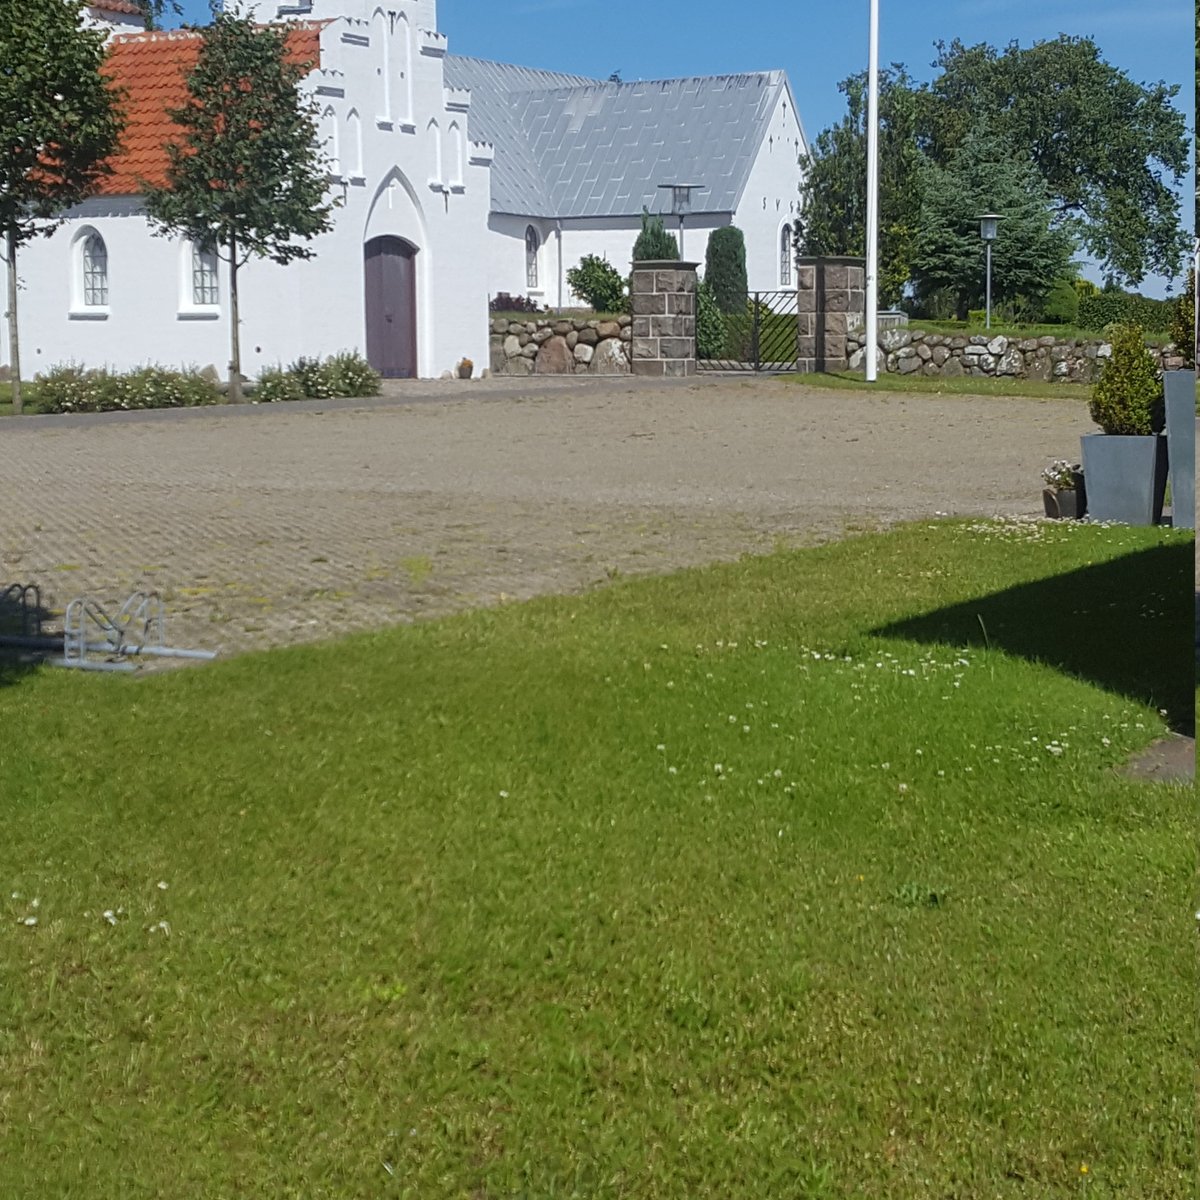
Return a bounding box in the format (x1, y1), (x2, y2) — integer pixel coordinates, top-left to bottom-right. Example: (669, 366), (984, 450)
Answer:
(1, 521), (1194, 1198)
(789, 368), (1093, 401)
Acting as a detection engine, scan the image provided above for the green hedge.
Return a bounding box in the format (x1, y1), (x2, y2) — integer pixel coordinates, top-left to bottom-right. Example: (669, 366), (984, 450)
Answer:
(1077, 292), (1175, 333)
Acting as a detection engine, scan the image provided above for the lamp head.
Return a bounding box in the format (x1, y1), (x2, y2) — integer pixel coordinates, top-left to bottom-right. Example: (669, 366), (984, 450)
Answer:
(977, 213), (1003, 242)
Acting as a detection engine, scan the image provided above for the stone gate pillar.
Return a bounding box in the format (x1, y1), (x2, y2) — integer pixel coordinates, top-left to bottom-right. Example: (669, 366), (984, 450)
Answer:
(630, 260), (699, 377)
(797, 256), (865, 373)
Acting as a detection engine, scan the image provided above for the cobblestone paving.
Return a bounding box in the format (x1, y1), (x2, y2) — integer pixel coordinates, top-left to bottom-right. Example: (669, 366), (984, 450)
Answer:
(1, 375), (1099, 660)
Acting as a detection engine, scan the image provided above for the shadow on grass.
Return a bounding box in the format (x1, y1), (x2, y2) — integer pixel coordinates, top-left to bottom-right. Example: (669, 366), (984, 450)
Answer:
(874, 541), (1196, 737)
(0, 583), (54, 688)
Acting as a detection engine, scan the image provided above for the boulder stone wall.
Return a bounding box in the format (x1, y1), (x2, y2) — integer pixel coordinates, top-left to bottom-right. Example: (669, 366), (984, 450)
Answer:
(846, 328), (1186, 383)
(489, 315), (633, 376)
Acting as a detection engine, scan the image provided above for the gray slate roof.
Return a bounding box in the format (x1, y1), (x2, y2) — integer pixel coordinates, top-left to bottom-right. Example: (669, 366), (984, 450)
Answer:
(443, 56), (790, 220)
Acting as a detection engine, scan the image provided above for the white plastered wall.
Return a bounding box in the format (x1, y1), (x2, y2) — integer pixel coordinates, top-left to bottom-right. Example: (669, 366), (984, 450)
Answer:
(731, 85), (808, 292)
(8, 2), (492, 379)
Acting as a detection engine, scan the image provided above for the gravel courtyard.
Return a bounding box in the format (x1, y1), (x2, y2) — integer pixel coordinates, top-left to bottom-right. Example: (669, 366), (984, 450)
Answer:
(1, 375), (1098, 658)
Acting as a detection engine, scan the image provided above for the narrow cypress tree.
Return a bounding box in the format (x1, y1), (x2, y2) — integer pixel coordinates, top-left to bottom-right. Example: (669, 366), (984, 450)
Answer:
(632, 211), (679, 261)
(705, 226), (748, 313)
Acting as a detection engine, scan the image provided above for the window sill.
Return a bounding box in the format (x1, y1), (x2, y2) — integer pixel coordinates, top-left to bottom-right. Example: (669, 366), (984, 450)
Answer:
(68, 308), (109, 320)
(177, 307), (220, 321)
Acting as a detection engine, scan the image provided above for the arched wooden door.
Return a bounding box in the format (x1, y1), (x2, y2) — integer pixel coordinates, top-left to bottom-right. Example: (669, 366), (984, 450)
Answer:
(364, 236), (418, 378)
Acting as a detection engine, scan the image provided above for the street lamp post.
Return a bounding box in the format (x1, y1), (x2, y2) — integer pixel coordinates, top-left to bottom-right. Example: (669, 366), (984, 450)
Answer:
(657, 183), (703, 259)
(977, 213), (1002, 330)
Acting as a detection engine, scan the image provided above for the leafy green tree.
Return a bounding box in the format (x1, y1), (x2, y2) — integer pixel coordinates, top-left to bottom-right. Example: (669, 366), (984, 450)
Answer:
(923, 37), (1188, 285)
(909, 130), (1072, 320)
(143, 11), (335, 402)
(803, 37), (1189, 296)
(704, 225), (748, 314)
(631, 211), (678, 261)
(0, 0), (123, 414)
(797, 66), (923, 307)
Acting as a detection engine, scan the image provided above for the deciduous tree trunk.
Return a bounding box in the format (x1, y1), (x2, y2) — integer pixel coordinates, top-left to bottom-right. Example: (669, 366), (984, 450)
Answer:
(5, 227), (22, 416)
(227, 235), (243, 404)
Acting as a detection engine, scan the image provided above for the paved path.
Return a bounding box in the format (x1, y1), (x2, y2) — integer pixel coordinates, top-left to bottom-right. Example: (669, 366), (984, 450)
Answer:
(1, 375), (1099, 657)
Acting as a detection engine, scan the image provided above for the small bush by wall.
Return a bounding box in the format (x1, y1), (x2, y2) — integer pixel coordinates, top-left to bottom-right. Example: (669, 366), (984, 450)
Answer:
(566, 254), (629, 313)
(36, 364), (220, 414)
(261, 352), (381, 401)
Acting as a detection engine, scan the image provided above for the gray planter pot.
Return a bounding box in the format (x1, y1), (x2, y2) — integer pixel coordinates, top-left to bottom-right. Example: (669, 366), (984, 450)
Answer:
(1163, 369), (1195, 529)
(1079, 433), (1168, 525)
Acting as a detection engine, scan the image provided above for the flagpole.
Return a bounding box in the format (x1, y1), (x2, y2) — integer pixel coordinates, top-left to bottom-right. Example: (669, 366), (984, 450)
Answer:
(864, 0), (879, 382)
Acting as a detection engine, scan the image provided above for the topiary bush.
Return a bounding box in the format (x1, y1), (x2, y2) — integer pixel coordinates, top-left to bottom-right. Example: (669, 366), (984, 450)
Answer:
(631, 211), (679, 261)
(1168, 268), (1194, 367)
(704, 226), (748, 314)
(695, 279), (723, 359)
(1089, 322), (1162, 436)
(1038, 277), (1080, 325)
(566, 254), (628, 313)
(35, 364), (220, 413)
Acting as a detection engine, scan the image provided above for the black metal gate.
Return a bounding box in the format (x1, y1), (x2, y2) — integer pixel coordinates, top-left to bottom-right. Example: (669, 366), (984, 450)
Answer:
(697, 289), (800, 371)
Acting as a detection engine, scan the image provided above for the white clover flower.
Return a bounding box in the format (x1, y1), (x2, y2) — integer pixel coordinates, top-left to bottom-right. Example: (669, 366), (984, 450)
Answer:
(656, 744), (666, 752)
(156, 881), (168, 890)
(713, 763), (724, 774)
(103, 910), (117, 925)
(498, 790), (509, 799)
(20, 916), (36, 927)
(667, 766), (677, 776)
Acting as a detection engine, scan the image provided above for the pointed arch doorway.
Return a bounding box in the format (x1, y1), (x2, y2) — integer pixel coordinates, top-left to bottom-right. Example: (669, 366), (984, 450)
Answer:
(364, 236), (418, 378)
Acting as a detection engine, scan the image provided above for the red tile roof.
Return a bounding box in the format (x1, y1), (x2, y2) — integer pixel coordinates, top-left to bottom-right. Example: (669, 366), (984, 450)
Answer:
(98, 25), (323, 196)
(90, 0), (143, 15)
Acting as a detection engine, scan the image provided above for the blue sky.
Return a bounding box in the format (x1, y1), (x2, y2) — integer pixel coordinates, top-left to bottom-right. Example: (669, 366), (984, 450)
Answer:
(177, 1), (1195, 292)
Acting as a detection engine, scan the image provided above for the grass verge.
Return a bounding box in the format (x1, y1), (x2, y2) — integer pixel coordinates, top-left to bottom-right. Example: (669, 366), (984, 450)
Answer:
(1, 521), (1193, 1197)
(788, 369), (1093, 401)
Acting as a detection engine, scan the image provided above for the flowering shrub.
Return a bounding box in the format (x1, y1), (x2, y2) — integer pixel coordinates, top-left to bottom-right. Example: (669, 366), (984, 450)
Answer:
(259, 351), (381, 401)
(254, 365), (306, 403)
(36, 364), (220, 413)
(287, 355), (335, 399)
(321, 351), (381, 397)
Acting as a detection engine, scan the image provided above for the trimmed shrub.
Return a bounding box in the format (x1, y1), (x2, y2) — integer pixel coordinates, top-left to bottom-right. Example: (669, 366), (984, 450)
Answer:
(695, 279), (723, 359)
(1168, 268), (1194, 367)
(705, 226), (748, 314)
(566, 254), (628, 313)
(1078, 291), (1174, 333)
(254, 365), (306, 403)
(35, 364), (220, 414)
(1089, 322), (1162, 436)
(632, 211), (679, 261)
(1038, 277), (1080, 325)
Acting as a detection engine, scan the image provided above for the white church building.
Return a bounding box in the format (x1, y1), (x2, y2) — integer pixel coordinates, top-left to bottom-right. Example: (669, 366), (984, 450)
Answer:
(5, 0), (808, 379)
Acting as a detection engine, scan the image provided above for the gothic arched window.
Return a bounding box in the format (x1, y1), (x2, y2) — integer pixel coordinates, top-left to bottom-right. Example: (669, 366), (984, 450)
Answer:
(780, 224), (793, 287)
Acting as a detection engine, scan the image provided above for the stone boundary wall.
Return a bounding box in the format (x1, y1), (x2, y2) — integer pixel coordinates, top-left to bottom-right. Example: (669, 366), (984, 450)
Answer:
(847, 327), (1187, 383)
(490, 315), (632, 376)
